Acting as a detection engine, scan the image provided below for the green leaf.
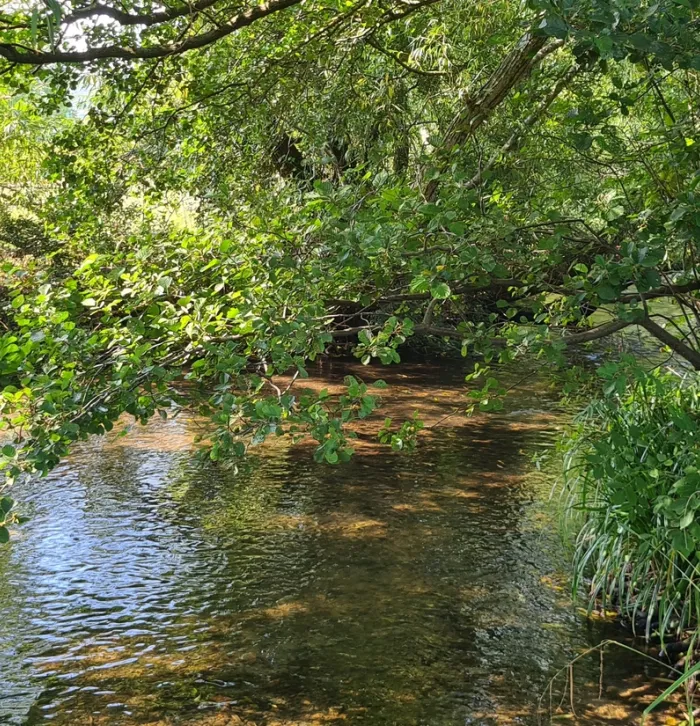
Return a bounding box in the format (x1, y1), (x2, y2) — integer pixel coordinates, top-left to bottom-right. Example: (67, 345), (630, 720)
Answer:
(30, 7), (39, 41)
(596, 284), (617, 301)
(1, 445), (14, 458)
(605, 205), (625, 221)
(595, 35), (614, 56)
(642, 661), (700, 723)
(572, 133), (593, 151)
(539, 14), (568, 38)
(670, 206), (687, 222)
(0, 527), (8, 544)
(537, 237), (557, 251)
(680, 511), (695, 529)
(430, 282), (451, 300)
(46, 0), (63, 23)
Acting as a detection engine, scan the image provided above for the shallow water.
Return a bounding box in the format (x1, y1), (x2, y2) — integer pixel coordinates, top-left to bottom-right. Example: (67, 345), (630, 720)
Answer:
(0, 360), (675, 725)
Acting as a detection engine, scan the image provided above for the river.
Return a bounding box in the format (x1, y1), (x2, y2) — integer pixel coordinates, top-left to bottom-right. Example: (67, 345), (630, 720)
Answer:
(0, 359), (677, 725)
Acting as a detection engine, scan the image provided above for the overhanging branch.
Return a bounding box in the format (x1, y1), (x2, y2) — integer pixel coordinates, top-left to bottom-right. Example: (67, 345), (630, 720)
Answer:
(63, 0), (223, 27)
(0, 0), (441, 65)
(618, 279), (700, 303)
(640, 318), (700, 370)
(0, 0), (302, 64)
(462, 63), (578, 192)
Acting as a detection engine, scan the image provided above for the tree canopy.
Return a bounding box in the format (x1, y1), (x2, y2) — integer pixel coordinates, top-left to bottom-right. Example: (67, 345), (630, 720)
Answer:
(1, 0), (700, 508)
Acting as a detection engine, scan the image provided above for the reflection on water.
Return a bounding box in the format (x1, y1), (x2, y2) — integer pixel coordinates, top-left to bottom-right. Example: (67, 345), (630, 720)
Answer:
(0, 361), (676, 725)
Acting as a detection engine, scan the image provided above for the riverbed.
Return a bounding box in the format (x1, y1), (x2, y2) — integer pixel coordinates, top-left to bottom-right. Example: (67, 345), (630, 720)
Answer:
(0, 359), (677, 725)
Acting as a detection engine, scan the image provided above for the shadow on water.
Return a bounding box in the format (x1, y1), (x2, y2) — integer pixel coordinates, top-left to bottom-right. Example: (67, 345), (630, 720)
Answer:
(0, 360), (681, 725)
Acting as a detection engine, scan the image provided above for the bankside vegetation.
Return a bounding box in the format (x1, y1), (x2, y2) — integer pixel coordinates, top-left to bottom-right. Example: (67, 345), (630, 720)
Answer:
(1, 0), (700, 665)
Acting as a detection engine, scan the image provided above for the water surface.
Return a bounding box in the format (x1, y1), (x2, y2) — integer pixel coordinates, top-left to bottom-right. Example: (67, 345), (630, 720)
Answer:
(0, 360), (675, 725)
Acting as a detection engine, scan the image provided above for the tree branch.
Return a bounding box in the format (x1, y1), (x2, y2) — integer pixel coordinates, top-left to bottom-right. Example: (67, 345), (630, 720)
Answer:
(423, 33), (564, 201)
(640, 318), (700, 370)
(0, 0), (302, 64)
(618, 279), (700, 303)
(413, 318), (634, 343)
(462, 63), (578, 191)
(325, 279), (522, 309)
(561, 318), (632, 344)
(63, 0), (223, 27)
(333, 317), (634, 346)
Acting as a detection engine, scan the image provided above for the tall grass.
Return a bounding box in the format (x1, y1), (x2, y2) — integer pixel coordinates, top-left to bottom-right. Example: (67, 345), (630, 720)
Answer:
(561, 370), (700, 644)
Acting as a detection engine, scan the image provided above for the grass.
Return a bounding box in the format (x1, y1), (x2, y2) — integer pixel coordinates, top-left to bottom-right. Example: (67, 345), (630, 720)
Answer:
(554, 369), (700, 721)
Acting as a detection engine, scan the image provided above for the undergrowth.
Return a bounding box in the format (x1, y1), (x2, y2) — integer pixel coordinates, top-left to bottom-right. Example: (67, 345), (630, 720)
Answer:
(561, 368), (700, 644)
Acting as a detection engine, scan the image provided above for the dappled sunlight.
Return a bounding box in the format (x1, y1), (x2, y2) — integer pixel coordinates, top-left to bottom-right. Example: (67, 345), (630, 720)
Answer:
(318, 513), (388, 539)
(391, 499), (444, 513)
(99, 419), (197, 454)
(259, 600), (311, 619)
(545, 672), (687, 726)
(265, 513), (317, 531)
(2, 0), (699, 717)
(0, 360), (679, 725)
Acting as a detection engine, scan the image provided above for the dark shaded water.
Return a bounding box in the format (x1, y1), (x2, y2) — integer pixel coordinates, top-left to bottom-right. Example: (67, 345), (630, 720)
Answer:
(0, 361), (673, 725)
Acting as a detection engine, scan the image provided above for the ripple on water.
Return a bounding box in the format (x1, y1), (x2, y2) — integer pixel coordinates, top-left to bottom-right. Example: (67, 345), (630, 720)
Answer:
(0, 361), (676, 725)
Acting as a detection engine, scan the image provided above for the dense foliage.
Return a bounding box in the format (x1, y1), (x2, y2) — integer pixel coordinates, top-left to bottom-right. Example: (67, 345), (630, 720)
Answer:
(2, 0), (700, 658)
(564, 366), (700, 642)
